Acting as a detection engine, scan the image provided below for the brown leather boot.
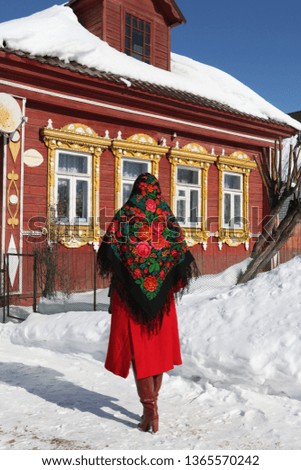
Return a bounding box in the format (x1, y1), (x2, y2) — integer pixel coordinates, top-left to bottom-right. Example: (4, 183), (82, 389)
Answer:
(135, 376), (158, 433)
(153, 374), (163, 401)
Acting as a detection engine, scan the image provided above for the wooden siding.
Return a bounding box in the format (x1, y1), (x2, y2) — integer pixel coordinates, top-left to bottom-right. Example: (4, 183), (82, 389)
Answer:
(70, 0), (103, 39)
(71, 0), (172, 70)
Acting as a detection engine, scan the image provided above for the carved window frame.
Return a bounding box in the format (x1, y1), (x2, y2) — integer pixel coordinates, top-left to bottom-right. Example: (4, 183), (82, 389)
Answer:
(168, 143), (216, 249)
(41, 123), (110, 248)
(217, 151), (257, 249)
(112, 133), (169, 210)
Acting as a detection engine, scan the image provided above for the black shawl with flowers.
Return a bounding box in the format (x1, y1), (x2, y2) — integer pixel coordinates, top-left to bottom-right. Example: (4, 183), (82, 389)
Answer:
(97, 173), (199, 330)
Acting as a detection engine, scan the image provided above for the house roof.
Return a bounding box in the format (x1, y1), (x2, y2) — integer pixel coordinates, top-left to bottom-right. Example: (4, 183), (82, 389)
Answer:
(0, 5), (300, 132)
(0, 46), (292, 129)
(289, 111), (301, 123)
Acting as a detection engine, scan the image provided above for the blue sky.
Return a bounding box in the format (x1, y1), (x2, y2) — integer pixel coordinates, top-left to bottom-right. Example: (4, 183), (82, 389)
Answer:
(1, 0), (300, 114)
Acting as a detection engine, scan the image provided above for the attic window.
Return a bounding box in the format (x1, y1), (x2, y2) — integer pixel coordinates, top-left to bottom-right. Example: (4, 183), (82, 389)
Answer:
(125, 14), (151, 64)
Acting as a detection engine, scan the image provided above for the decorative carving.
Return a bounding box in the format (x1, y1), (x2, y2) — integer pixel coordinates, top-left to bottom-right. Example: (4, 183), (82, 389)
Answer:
(7, 170), (19, 228)
(41, 123), (110, 248)
(8, 139), (20, 163)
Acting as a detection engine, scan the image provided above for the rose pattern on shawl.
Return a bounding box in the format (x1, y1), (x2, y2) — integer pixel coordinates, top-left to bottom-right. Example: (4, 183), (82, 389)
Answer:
(145, 198), (156, 213)
(143, 275), (158, 292)
(136, 241), (152, 258)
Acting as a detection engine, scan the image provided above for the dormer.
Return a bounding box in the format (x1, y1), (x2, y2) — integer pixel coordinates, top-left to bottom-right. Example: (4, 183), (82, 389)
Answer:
(67, 0), (185, 70)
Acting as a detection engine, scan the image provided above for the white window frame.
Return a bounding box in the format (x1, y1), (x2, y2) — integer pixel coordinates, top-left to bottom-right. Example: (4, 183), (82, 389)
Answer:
(222, 172), (243, 229)
(55, 150), (91, 225)
(175, 166), (201, 228)
(121, 158), (151, 204)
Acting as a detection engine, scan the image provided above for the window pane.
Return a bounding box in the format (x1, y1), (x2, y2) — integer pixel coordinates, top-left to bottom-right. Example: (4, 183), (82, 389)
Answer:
(126, 14), (131, 25)
(190, 190), (199, 223)
(133, 30), (143, 54)
(177, 168), (199, 185)
(123, 160), (148, 179)
(178, 189), (185, 197)
(224, 173), (241, 190)
(224, 193), (231, 226)
(58, 153), (88, 174)
(234, 194), (242, 225)
(57, 179), (70, 221)
(76, 180), (88, 222)
(122, 183), (133, 204)
(177, 199), (186, 224)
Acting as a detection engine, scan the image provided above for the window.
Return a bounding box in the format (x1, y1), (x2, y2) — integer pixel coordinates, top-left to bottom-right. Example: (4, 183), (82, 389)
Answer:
(42, 123), (110, 248)
(222, 172), (243, 228)
(176, 167), (200, 227)
(122, 159), (150, 204)
(56, 151), (90, 224)
(112, 133), (166, 209)
(217, 151), (257, 249)
(169, 143), (216, 249)
(125, 13), (151, 63)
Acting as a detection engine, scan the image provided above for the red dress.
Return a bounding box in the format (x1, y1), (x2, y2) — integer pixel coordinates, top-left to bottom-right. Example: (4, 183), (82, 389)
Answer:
(105, 289), (182, 379)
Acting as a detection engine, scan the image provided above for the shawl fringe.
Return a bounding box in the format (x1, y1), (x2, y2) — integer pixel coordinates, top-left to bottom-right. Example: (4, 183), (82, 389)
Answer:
(97, 242), (199, 332)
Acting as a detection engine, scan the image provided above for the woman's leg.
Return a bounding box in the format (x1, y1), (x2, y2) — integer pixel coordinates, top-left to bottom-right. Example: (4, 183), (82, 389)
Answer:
(135, 376), (158, 433)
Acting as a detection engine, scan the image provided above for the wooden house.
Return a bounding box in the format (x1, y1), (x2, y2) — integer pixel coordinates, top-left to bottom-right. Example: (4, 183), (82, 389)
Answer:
(0, 0), (300, 305)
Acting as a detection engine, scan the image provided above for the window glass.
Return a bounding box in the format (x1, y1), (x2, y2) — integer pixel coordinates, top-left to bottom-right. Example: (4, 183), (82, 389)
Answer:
(224, 173), (241, 190)
(222, 172), (243, 228)
(124, 13), (151, 63)
(175, 168), (201, 227)
(57, 179), (70, 221)
(58, 153), (88, 174)
(122, 160), (150, 204)
(190, 189), (199, 223)
(177, 199), (186, 224)
(133, 30), (143, 55)
(234, 194), (242, 223)
(56, 151), (90, 224)
(76, 180), (88, 222)
(122, 183), (133, 203)
(123, 160), (148, 179)
(224, 193), (231, 226)
(177, 168), (199, 185)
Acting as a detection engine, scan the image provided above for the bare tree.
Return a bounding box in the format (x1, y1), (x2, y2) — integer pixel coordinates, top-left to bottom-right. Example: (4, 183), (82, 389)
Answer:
(238, 136), (301, 284)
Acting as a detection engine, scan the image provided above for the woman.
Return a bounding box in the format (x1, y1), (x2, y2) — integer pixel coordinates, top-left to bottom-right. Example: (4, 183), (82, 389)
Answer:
(97, 173), (198, 433)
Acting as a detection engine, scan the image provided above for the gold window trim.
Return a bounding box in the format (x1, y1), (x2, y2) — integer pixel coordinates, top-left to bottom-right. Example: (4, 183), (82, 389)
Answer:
(41, 123), (110, 248)
(112, 133), (169, 209)
(217, 151), (257, 249)
(169, 143), (216, 248)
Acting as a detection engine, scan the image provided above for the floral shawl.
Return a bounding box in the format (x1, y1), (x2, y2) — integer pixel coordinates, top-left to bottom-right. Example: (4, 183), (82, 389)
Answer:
(97, 173), (199, 330)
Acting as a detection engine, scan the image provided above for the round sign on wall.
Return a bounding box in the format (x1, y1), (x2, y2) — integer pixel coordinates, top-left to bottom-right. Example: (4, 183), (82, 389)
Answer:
(24, 149), (44, 167)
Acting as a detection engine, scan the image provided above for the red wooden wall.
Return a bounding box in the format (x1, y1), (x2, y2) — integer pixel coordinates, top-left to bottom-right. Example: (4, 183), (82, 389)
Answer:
(70, 0), (172, 70)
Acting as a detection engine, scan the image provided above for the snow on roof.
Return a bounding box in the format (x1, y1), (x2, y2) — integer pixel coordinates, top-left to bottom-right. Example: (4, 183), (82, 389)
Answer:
(0, 4), (300, 130)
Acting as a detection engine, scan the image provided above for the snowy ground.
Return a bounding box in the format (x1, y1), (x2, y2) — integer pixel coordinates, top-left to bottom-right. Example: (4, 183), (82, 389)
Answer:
(1, 257), (301, 450)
